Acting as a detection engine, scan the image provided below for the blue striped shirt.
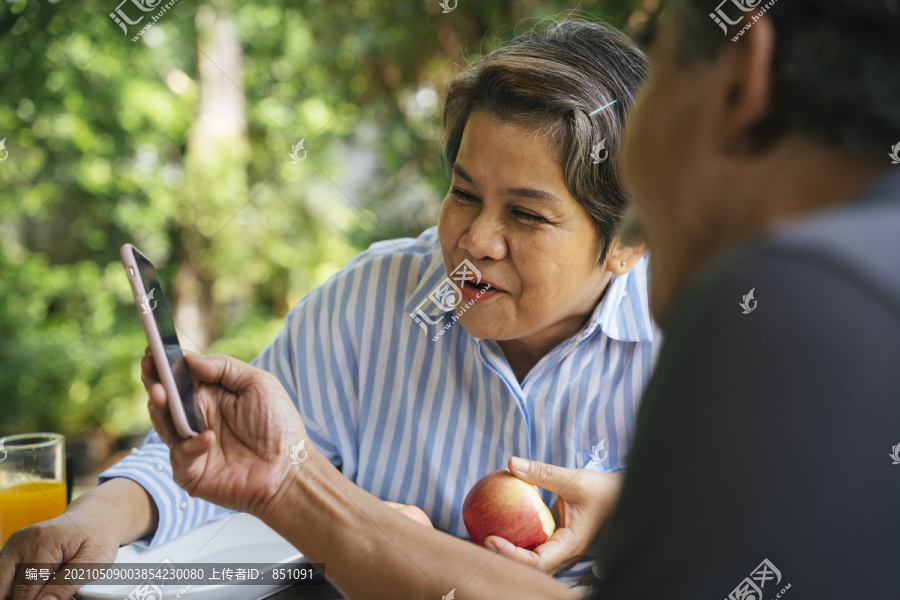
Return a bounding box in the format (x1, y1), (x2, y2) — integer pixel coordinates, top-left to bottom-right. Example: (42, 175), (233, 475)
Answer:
(98, 226), (662, 585)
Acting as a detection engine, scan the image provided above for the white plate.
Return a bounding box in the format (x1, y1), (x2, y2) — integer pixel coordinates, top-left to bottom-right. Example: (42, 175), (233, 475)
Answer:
(76, 512), (303, 600)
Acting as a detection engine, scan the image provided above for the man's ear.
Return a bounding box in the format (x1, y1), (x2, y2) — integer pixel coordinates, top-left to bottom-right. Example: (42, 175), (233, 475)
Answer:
(606, 240), (648, 276)
(716, 15), (776, 153)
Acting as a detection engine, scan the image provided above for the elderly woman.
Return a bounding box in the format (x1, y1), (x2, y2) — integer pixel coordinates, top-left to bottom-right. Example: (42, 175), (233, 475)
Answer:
(0, 18), (657, 598)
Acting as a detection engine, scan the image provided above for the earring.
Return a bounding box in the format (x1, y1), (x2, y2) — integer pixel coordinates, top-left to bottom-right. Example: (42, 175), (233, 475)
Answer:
(620, 261), (627, 268)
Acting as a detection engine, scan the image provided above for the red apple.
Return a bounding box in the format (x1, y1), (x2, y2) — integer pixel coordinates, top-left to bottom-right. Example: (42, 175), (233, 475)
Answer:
(462, 469), (556, 550)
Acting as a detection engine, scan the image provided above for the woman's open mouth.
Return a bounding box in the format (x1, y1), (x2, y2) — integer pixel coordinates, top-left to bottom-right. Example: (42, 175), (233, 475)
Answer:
(461, 278), (503, 303)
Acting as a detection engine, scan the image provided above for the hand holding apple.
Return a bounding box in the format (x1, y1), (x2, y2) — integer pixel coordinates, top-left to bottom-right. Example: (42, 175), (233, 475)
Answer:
(462, 469), (556, 550)
(468, 457), (624, 575)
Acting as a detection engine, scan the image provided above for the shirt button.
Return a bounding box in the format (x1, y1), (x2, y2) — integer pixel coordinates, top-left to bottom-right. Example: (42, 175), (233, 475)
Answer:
(179, 501), (187, 510)
(131, 447), (139, 454)
(155, 464), (163, 472)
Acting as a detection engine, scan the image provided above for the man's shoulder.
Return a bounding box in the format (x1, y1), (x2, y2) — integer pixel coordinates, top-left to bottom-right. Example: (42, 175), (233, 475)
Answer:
(652, 170), (900, 451)
(678, 172), (900, 336)
(600, 174), (900, 600)
(729, 170), (900, 307)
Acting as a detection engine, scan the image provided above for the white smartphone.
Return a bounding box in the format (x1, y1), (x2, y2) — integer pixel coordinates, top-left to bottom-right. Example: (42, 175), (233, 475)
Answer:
(120, 243), (207, 438)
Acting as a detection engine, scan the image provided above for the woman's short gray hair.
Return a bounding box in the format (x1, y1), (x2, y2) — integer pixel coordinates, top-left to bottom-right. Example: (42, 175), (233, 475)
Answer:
(441, 19), (649, 264)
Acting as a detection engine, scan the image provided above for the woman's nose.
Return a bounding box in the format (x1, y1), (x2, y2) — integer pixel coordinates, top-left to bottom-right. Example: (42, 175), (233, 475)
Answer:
(460, 211), (507, 261)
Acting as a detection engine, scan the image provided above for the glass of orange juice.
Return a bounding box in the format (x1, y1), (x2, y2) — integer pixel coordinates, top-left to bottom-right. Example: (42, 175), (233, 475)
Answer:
(0, 433), (67, 547)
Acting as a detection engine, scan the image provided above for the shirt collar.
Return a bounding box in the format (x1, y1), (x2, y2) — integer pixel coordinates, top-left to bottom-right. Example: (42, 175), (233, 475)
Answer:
(581, 253), (655, 343)
(404, 234), (656, 344)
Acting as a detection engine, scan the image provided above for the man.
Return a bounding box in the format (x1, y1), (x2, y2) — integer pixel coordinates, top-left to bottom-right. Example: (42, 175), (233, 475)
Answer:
(596, 0), (900, 597)
(4, 2), (897, 599)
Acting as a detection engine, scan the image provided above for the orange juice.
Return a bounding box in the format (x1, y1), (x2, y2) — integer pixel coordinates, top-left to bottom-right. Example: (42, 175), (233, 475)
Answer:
(0, 480), (67, 546)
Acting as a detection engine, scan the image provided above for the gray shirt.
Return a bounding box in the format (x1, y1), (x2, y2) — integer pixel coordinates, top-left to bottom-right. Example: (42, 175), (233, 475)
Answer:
(593, 169), (900, 599)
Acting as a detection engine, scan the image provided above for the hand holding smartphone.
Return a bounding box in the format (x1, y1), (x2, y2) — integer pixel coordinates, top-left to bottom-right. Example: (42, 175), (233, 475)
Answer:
(120, 244), (207, 438)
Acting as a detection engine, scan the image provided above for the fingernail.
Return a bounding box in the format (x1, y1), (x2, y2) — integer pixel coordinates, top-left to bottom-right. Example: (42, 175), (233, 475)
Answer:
(510, 456), (528, 472)
(42, 595), (59, 600)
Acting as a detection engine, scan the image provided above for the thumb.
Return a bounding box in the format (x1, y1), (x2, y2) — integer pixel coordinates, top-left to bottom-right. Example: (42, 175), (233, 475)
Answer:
(508, 456), (579, 496)
(185, 353), (256, 392)
(181, 429), (213, 458)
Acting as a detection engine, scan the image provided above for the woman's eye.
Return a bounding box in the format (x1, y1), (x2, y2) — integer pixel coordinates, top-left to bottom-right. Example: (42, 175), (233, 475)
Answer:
(513, 210), (549, 224)
(450, 189), (549, 225)
(450, 188), (478, 203)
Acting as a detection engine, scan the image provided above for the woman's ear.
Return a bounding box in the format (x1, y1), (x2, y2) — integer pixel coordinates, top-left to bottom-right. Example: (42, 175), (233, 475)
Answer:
(605, 240), (648, 276)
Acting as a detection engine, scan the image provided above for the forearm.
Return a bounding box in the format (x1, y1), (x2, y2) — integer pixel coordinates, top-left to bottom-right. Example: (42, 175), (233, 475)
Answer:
(261, 453), (579, 600)
(72, 478), (158, 546)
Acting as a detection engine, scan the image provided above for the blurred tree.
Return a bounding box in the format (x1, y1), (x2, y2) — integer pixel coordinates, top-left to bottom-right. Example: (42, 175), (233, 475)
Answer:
(177, 0), (249, 349)
(0, 0), (648, 443)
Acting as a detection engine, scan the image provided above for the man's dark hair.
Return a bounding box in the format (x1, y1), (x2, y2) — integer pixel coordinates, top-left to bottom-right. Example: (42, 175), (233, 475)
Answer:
(442, 19), (649, 264)
(670, 0), (900, 160)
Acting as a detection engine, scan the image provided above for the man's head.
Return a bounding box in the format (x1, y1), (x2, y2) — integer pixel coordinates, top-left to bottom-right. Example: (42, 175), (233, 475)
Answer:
(623, 0), (899, 324)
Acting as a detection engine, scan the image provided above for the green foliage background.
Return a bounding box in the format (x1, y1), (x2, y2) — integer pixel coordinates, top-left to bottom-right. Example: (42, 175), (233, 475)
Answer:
(0, 0), (645, 441)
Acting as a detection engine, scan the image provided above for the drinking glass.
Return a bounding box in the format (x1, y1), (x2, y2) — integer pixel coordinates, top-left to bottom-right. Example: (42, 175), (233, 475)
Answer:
(0, 432), (67, 546)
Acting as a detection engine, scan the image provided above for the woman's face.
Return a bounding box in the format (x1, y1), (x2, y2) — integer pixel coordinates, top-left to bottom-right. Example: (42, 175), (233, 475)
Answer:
(437, 109), (614, 348)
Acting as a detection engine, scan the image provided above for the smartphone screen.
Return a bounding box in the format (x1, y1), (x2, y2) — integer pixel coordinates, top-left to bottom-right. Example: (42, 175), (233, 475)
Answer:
(131, 249), (206, 434)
